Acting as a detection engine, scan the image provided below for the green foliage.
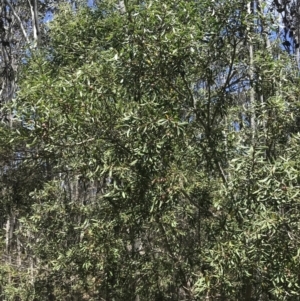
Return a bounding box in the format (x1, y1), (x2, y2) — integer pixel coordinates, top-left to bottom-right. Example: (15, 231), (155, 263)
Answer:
(1, 0), (300, 300)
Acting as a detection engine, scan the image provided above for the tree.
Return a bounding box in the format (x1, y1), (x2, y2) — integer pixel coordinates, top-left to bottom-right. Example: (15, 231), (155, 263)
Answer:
(2, 0), (300, 300)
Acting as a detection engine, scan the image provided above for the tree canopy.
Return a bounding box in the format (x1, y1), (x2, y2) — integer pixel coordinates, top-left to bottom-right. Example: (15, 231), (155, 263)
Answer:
(1, 0), (300, 300)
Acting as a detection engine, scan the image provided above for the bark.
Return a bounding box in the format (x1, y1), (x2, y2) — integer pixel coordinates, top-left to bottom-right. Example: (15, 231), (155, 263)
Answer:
(248, 0), (256, 143)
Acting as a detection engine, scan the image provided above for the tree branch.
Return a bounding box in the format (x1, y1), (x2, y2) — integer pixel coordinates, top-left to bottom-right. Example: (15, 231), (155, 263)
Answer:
(5, 0), (30, 45)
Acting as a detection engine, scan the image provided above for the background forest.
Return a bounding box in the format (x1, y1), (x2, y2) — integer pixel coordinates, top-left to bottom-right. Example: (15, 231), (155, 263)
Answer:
(1, 0), (300, 300)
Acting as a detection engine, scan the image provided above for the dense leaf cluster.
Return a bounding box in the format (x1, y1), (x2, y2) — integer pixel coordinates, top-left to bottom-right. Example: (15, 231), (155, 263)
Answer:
(1, 0), (300, 300)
